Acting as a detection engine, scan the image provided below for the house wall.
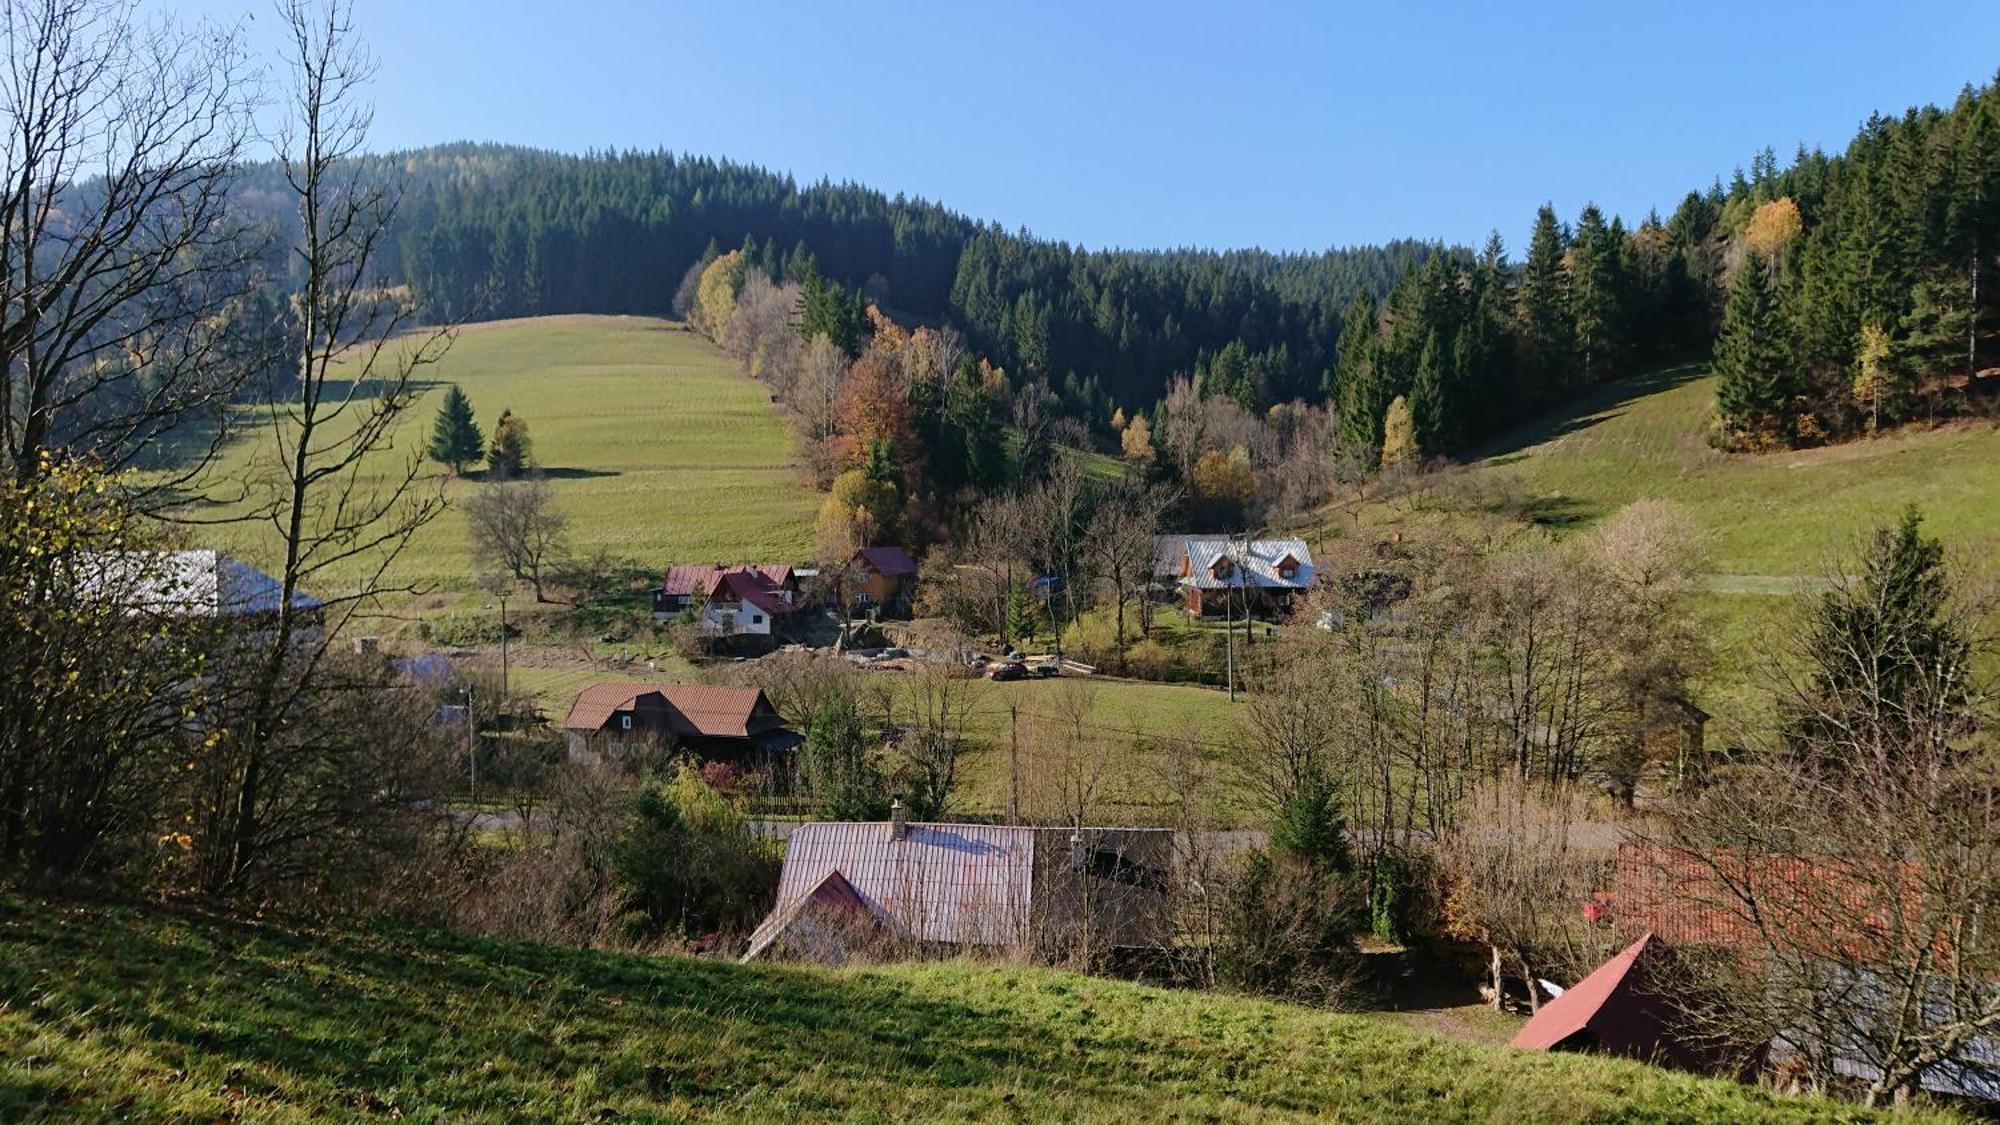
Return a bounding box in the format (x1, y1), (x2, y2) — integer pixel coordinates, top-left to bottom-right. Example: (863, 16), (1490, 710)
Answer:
(854, 571), (902, 606)
(703, 600), (775, 636)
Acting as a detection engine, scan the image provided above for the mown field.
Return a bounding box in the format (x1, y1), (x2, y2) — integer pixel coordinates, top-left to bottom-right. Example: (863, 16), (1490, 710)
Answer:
(0, 894), (1905, 1123)
(191, 315), (820, 598)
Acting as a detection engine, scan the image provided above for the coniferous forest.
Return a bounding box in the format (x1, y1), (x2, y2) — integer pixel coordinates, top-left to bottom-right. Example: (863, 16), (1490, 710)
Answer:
(246, 74), (2000, 458)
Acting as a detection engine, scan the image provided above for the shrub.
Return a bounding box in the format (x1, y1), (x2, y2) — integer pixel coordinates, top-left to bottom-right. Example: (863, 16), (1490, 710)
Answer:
(1214, 849), (1367, 1006)
(611, 762), (782, 942)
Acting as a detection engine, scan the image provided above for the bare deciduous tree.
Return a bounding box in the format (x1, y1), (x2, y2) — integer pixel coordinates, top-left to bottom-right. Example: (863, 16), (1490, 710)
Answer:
(197, 0), (451, 896)
(0, 0), (260, 500)
(1084, 478), (1176, 667)
(888, 664), (982, 819)
(464, 476), (567, 602)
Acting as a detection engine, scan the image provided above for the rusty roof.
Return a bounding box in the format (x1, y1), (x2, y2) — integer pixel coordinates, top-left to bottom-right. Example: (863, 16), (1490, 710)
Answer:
(560, 682), (776, 738)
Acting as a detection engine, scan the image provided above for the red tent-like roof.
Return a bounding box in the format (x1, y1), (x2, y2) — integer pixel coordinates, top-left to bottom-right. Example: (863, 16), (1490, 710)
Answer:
(1511, 932), (1722, 1073)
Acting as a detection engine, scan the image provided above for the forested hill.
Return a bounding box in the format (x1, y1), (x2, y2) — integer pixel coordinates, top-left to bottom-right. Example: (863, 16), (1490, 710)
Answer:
(237, 71), (2000, 458)
(228, 143), (1439, 414)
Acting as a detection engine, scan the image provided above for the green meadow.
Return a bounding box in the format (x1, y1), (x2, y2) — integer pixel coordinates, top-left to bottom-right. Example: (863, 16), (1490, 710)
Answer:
(191, 315), (820, 598)
(0, 894), (1901, 1123)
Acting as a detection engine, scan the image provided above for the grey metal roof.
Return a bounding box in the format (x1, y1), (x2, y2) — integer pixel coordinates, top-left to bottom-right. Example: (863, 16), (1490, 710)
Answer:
(84, 550), (323, 618)
(1181, 537), (1314, 590)
(757, 822), (1037, 951)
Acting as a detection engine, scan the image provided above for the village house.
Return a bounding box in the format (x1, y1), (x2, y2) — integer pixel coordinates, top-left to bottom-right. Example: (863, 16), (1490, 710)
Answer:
(1153, 535), (1314, 618)
(843, 546), (918, 614)
(742, 805), (1173, 964)
(651, 564), (799, 617)
(650, 564), (799, 649)
(81, 549), (325, 642)
(560, 682), (798, 764)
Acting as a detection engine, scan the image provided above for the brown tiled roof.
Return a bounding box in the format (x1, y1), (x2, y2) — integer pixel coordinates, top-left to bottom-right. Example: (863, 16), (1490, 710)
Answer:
(560, 682), (776, 738)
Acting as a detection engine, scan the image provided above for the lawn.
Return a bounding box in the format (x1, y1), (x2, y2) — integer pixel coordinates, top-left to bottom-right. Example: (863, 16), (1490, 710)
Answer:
(188, 315), (820, 600)
(0, 894), (1902, 1122)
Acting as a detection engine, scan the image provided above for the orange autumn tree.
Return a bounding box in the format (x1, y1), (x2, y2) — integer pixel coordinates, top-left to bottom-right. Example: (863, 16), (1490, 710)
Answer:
(829, 349), (918, 470)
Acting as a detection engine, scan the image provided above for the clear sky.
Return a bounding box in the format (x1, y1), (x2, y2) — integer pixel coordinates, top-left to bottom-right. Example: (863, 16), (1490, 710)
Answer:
(177, 0), (2000, 254)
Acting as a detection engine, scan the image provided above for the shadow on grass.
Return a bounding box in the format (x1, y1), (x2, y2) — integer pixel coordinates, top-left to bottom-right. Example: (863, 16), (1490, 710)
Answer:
(0, 895), (1094, 1118)
(1468, 363), (1709, 464)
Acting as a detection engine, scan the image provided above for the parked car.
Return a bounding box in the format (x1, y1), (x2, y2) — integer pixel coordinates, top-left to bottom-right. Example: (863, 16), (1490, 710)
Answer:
(988, 661), (1030, 681)
(1031, 660), (1061, 678)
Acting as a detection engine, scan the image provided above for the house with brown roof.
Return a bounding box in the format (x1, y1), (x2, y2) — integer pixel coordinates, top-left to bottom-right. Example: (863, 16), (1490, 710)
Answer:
(741, 805), (1172, 964)
(561, 682), (798, 764)
(843, 546), (918, 614)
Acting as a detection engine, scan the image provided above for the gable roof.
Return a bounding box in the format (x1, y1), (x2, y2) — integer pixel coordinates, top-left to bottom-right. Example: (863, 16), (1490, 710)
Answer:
(760, 822), (1037, 949)
(560, 682), (780, 739)
(1180, 538), (1315, 590)
(661, 564), (794, 598)
(851, 546), (918, 578)
(705, 569), (792, 616)
(739, 869), (890, 964)
(84, 550), (323, 618)
(1513, 932), (1660, 1051)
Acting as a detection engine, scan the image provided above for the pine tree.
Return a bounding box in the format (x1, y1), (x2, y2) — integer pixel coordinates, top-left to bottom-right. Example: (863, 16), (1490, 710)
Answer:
(428, 384), (483, 474)
(1713, 259), (1796, 444)
(1332, 293), (1383, 454)
(1519, 204), (1574, 399)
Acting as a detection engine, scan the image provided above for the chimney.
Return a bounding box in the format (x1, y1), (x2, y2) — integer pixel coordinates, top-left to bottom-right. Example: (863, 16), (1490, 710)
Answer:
(888, 798), (907, 841)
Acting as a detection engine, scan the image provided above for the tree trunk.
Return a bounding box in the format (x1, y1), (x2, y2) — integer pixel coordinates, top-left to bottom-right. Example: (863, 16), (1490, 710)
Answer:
(1490, 944), (1505, 1010)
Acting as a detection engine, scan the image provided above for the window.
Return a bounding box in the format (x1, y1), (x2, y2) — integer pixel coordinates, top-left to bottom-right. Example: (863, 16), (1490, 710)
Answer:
(751, 614), (764, 625)
(619, 714), (633, 731)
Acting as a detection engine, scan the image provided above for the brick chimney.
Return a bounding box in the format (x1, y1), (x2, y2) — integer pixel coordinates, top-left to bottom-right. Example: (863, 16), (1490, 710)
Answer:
(888, 798), (907, 841)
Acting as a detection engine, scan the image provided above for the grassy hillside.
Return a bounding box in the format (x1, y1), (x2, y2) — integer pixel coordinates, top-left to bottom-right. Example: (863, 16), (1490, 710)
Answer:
(0, 896), (1899, 1123)
(194, 316), (821, 596)
(1451, 366), (2000, 577)
(1337, 365), (2000, 733)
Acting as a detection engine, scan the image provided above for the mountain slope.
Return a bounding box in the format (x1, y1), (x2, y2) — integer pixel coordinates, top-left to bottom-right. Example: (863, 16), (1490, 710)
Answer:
(0, 894), (1898, 1122)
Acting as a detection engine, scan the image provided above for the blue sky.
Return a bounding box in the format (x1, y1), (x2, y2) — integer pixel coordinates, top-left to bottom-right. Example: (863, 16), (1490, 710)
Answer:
(179, 0), (2000, 254)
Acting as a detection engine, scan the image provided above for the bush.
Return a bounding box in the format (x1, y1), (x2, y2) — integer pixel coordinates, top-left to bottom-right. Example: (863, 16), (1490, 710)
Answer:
(798, 689), (888, 820)
(611, 762), (782, 942)
(1214, 849), (1367, 1006)
(1270, 774), (1350, 870)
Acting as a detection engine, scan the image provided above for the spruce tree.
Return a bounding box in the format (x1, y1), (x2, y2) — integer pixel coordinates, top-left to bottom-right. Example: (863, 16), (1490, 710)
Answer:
(1785, 507), (1971, 764)
(1570, 204), (1626, 383)
(428, 384), (483, 474)
(1713, 258), (1796, 444)
(1519, 204), (1574, 399)
(1409, 329), (1448, 453)
(1333, 294), (1383, 455)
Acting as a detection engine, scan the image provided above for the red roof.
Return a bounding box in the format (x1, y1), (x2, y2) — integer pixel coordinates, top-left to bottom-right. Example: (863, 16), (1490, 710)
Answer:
(661, 564), (794, 598)
(704, 569), (792, 617)
(851, 546), (917, 578)
(560, 682), (781, 738)
(1513, 933), (1657, 1051)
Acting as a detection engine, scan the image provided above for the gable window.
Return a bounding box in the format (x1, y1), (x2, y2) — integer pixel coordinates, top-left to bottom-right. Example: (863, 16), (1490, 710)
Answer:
(618, 714), (633, 731)
(751, 614), (764, 625)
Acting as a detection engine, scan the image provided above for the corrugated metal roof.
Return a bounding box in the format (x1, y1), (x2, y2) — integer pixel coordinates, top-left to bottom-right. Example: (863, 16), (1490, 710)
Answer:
(764, 822), (1038, 949)
(83, 550), (323, 617)
(1182, 538), (1314, 590)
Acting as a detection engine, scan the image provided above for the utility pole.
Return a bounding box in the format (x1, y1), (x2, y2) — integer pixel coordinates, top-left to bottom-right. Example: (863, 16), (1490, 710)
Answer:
(1009, 702), (1021, 823)
(498, 592), (510, 708)
(464, 683), (478, 799)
